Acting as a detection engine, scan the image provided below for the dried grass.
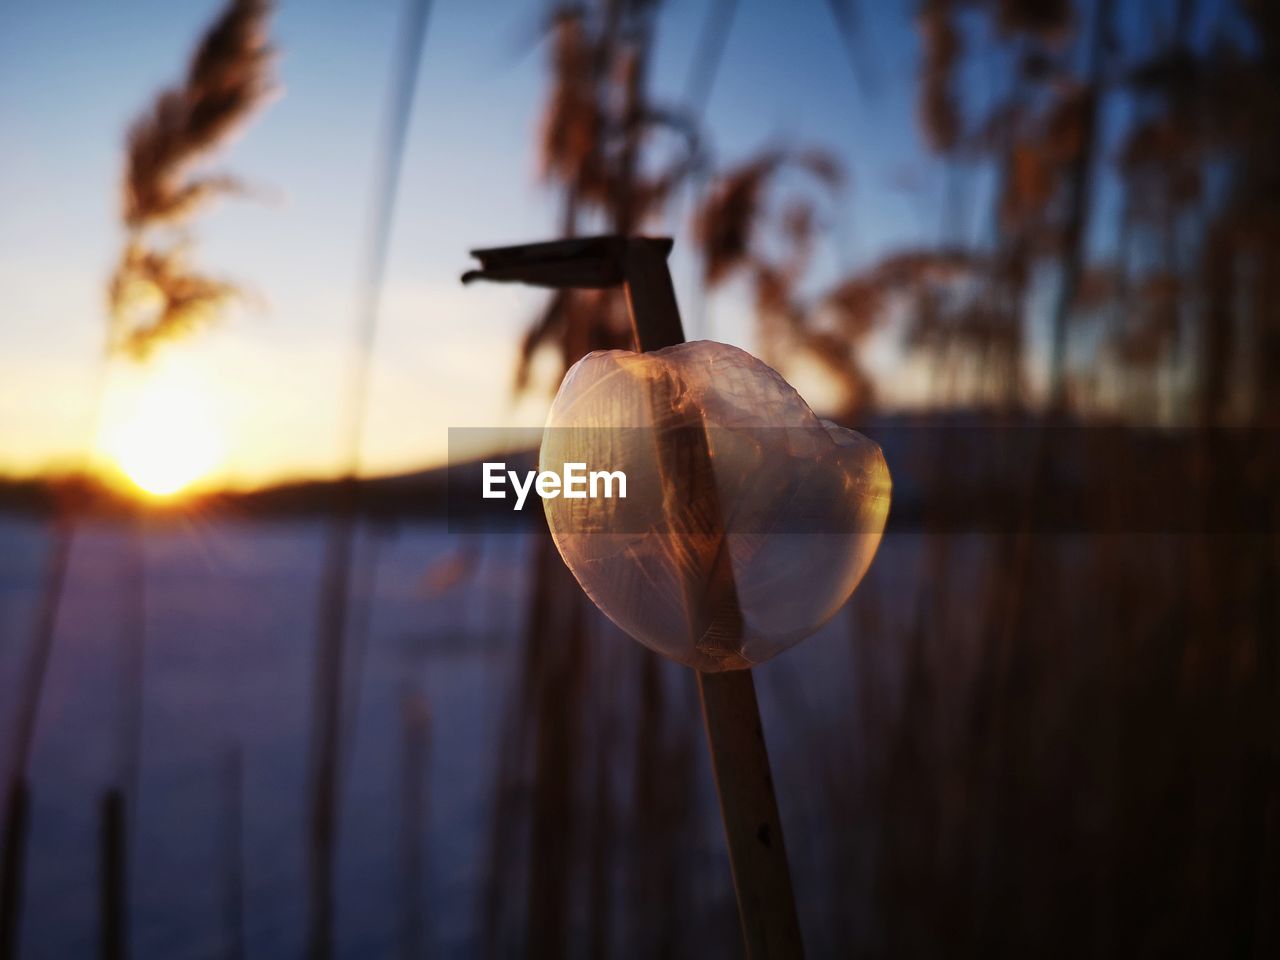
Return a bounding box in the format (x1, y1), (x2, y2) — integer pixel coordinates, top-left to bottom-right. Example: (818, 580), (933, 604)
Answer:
(108, 0), (276, 359)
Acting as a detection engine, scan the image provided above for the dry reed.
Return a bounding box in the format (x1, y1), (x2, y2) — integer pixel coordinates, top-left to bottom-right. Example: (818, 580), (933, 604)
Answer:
(109, 0), (276, 359)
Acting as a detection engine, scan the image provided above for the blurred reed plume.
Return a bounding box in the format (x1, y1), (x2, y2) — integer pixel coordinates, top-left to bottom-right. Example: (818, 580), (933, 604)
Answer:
(693, 148), (842, 287)
(108, 0), (276, 360)
(3, 6), (277, 957)
(481, 5), (726, 953)
(917, 0), (961, 153)
(515, 1), (701, 390)
(108, 244), (237, 359)
(693, 148), (908, 421)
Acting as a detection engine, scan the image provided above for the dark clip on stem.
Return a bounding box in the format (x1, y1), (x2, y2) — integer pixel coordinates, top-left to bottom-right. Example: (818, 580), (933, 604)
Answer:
(461, 234), (673, 290)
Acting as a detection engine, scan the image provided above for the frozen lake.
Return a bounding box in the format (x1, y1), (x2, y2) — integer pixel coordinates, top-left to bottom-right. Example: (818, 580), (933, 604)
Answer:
(0, 514), (954, 958)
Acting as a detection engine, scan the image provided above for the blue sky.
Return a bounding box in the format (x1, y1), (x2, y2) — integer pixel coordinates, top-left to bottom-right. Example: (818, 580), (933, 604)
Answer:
(0, 0), (1015, 484)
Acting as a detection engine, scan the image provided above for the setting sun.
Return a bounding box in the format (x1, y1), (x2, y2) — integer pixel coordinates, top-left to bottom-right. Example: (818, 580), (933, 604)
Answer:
(101, 366), (225, 497)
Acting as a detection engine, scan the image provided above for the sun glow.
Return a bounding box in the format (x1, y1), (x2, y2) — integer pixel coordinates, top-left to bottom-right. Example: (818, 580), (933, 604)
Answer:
(101, 365), (225, 497)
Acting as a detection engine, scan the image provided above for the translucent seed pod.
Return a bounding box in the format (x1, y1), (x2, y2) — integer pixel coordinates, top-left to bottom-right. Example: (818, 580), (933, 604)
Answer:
(541, 340), (891, 672)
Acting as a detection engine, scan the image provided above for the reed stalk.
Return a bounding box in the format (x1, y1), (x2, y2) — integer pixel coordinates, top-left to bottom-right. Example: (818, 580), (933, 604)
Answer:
(221, 746), (245, 960)
(397, 689), (430, 960)
(304, 2), (432, 956)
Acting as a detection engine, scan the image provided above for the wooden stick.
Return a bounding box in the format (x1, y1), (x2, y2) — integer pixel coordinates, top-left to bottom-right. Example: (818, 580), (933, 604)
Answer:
(1, 513), (74, 960)
(621, 237), (803, 958)
(222, 747), (245, 960)
(99, 788), (127, 960)
(697, 670), (803, 957)
(0, 779), (29, 960)
(463, 234), (804, 957)
(397, 689), (430, 960)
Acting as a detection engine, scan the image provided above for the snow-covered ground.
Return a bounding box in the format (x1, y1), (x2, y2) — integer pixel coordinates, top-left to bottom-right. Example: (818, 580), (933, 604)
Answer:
(0, 514), (969, 957)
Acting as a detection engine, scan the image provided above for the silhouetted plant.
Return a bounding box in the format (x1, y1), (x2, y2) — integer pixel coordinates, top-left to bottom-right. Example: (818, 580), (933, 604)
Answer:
(108, 0), (275, 359)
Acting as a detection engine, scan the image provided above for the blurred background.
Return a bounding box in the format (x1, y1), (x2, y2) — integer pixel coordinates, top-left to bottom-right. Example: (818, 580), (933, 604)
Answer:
(0, 0), (1277, 956)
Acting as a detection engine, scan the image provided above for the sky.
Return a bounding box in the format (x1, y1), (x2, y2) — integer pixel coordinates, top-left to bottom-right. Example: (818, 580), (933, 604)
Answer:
(0, 0), (980, 489)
